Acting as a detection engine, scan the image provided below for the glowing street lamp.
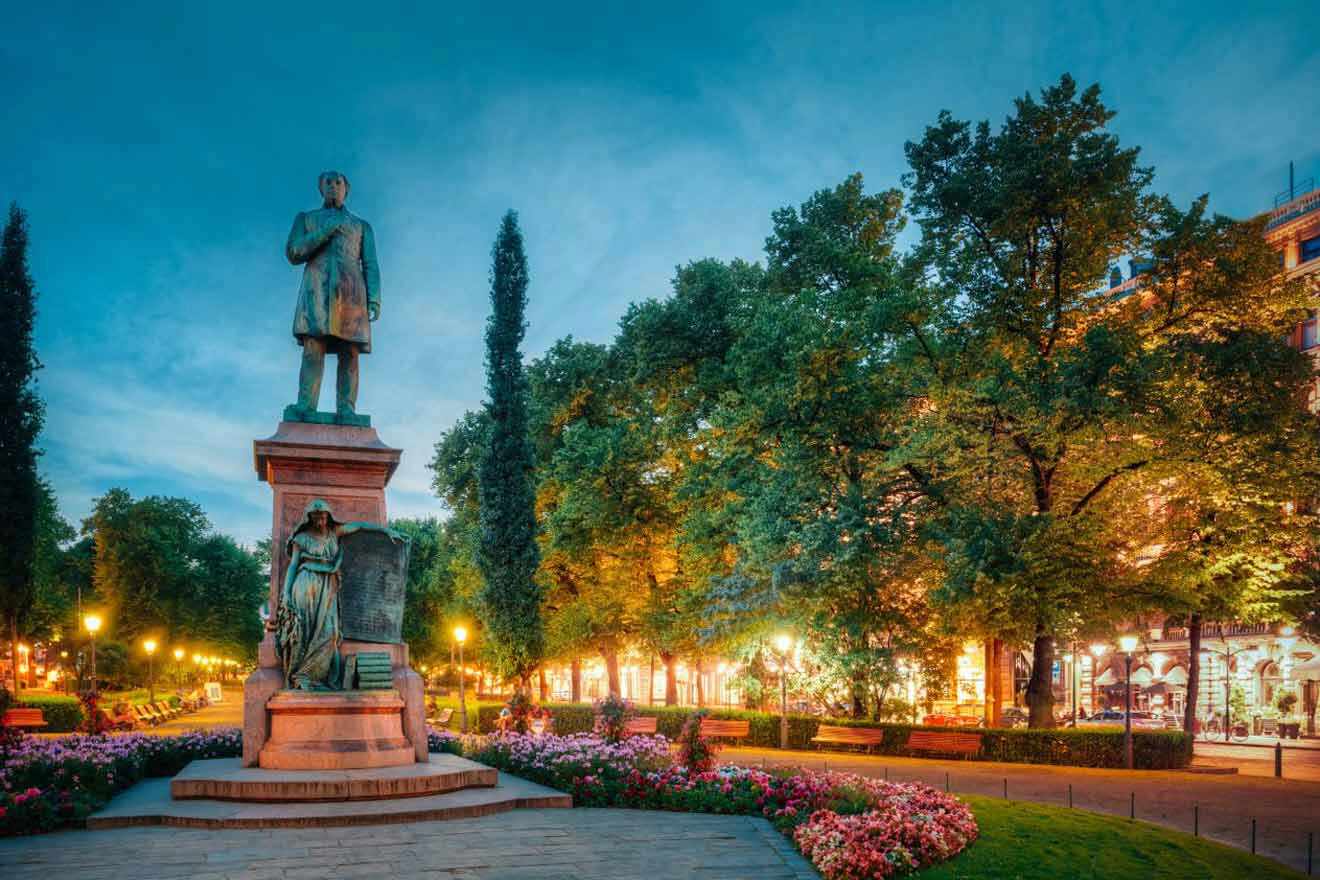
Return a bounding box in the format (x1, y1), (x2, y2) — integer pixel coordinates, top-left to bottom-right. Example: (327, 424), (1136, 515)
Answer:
(1118, 634), (1140, 770)
(454, 625), (469, 734)
(773, 633), (793, 750)
(143, 639), (158, 702)
(84, 614), (103, 696)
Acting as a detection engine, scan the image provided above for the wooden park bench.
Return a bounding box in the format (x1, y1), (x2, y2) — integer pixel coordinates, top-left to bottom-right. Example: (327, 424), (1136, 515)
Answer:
(811, 724), (887, 753)
(154, 700), (180, 720)
(906, 729), (982, 758)
(699, 717), (750, 743)
(1, 708), (47, 730)
(427, 707), (454, 728)
(592, 715), (658, 737)
(134, 704), (163, 725)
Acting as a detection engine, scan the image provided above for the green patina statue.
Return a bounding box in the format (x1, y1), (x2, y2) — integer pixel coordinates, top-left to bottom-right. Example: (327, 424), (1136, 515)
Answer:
(284, 171), (380, 426)
(275, 499), (405, 690)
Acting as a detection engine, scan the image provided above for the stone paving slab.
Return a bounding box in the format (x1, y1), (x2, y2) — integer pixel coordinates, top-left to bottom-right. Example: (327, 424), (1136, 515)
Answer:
(90, 771), (570, 829)
(1, 808), (819, 879)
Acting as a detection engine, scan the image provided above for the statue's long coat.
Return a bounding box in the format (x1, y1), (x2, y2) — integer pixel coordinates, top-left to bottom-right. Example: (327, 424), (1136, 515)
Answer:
(286, 207), (380, 353)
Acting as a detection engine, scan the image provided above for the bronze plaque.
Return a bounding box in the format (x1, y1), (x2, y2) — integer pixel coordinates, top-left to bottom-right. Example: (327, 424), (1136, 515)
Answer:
(338, 530), (410, 644)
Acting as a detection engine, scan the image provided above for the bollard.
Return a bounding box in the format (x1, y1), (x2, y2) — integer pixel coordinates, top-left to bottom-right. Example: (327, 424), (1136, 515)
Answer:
(1068, 783), (1073, 809)
(1194, 804), (1199, 837)
(1251, 818), (1256, 855)
(1003, 778), (1008, 800)
(884, 766), (889, 781)
(945, 772), (950, 793)
(1275, 741), (1283, 779)
(1129, 792), (1135, 821)
(1307, 830), (1312, 875)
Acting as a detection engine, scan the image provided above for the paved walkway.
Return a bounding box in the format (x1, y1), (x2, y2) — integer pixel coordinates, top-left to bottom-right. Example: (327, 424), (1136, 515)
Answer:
(148, 700), (242, 734)
(725, 746), (1320, 874)
(0, 808), (816, 880)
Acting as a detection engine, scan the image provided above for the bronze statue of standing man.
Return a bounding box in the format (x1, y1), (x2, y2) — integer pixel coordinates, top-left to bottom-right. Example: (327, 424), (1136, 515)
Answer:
(284, 171), (380, 426)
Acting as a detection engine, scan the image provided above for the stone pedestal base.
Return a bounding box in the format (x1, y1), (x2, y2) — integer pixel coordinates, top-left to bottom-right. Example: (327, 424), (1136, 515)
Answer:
(258, 691), (414, 770)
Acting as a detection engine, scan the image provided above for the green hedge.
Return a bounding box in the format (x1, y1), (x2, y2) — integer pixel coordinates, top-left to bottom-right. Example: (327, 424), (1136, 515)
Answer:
(479, 701), (1189, 770)
(17, 696), (84, 733)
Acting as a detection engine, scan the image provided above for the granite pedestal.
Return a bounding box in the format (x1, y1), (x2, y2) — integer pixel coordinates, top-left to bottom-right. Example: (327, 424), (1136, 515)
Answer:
(242, 419), (426, 767)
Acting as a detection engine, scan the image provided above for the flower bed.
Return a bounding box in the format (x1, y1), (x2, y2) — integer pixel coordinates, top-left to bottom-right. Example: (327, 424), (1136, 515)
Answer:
(468, 732), (976, 878)
(0, 728), (241, 835)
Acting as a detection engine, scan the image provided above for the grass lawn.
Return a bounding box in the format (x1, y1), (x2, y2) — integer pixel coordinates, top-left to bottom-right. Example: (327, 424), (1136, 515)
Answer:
(923, 796), (1303, 879)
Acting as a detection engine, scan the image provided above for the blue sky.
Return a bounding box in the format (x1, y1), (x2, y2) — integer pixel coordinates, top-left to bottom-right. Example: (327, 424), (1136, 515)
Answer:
(2, 1), (1317, 544)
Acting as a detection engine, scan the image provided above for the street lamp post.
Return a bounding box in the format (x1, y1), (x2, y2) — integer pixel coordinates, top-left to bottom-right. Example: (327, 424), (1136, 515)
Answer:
(83, 614), (103, 698)
(143, 639), (158, 703)
(173, 648), (184, 688)
(1119, 634), (1139, 770)
(454, 626), (469, 734)
(774, 633), (793, 750)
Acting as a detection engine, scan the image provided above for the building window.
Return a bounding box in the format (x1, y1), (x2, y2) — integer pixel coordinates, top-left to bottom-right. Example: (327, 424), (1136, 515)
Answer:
(1302, 311), (1319, 351)
(1302, 235), (1320, 264)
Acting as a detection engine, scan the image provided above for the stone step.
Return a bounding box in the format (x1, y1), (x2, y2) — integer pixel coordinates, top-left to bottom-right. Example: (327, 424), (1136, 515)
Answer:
(173, 754), (495, 802)
(91, 769), (571, 829)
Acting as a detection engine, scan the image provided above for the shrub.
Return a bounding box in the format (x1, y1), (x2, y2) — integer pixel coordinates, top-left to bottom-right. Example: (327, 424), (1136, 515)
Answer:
(512, 702), (1190, 769)
(677, 709), (718, 772)
(594, 694), (633, 743)
(15, 695), (83, 733)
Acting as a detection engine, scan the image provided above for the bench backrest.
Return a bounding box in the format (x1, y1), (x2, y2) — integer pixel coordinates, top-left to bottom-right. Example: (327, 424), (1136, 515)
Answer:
(2, 708), (45, 725)
(592, 715), (659, 736)
(907, 730), (982, 752)
(436, 707), (454, 724)
(699, 718), (751, 739)
(154, 701), (174, 715)
(814, 724), (886, 743)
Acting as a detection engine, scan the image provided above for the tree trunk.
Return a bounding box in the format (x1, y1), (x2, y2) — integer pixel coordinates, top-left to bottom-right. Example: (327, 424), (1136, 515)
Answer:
(601, 646), (621, 698)
(648, 655), (656, 705)
(662, 652), (678, 706)
(538, 667), (549, 703)
(1025, 628), (1056, 728)
(694, 658), (705, 707)
(570, 658), (582, 703)
(850, 669), (867, 718)
(9, 613), (19, 696)
(1183, 613), (1202, 749)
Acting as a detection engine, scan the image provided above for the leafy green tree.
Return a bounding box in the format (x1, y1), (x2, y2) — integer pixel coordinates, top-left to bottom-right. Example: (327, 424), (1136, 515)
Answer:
(691, 176), (956, 717)
(0, 204), (44, 694)
(477, 211), (543, 687)
(901, 76), (1168, 726)
(84, 489), (264, 659)
(24, 480), (77, 642)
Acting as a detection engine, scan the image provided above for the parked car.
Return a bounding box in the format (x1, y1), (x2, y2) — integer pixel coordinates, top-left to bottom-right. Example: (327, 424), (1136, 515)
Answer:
(1076, 709), (1166, 730)
(999, 706), (1029, 728)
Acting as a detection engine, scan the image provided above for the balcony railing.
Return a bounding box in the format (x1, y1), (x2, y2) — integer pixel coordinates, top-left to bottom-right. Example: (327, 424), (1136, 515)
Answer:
(1156, 622), (1274, 642)
(1268, 183), (1320, 231)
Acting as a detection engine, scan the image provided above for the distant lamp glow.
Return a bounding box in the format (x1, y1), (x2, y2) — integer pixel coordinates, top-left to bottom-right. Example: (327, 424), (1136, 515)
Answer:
(192, 653), (202, 664)
(773, 633), (792, 654)
(83, 614), (103, 635)
(1118, 635), (1139, 654)
(1090, 643), (1108, 658)
(1280, 625), (1296, 637)
(453, 625), (468, 644)
(143, 639), (158, 655)
(173, 648), (184, 661)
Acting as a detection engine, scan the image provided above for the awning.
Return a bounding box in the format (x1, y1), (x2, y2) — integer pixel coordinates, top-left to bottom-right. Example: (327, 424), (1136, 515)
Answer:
(1293, 657), (1320, 680)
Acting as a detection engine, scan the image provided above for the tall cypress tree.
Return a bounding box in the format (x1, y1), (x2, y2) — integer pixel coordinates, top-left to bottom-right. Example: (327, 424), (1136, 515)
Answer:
(0, 204), (44, 695)
(477, 210), (543, 688)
